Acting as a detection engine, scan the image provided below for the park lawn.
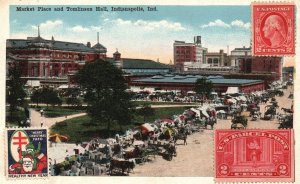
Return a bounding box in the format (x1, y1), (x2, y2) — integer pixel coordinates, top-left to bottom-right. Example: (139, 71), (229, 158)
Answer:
(34, 106), (86, 118)
(134, 106), (190, 123)
(50, 115), (134, 143)
(132, 101), (198, 106)
(51, 106), (191, 143)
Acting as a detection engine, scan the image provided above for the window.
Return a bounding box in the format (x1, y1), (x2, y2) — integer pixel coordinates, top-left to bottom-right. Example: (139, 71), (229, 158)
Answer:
(208, 58), (213, 64)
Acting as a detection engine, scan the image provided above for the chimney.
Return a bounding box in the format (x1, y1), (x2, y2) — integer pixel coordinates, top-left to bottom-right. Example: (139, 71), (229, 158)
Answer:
(87, 42), (91, 48)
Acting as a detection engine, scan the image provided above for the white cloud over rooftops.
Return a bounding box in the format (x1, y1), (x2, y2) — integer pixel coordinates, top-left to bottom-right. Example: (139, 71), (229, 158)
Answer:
(113, 18), (186, 31)
(201, 19), (250, 29)
(201, 19), (230, 28)
(32, 20), (63, 30)
(231, 20), (251, 29)
(70, 25), (90, 32)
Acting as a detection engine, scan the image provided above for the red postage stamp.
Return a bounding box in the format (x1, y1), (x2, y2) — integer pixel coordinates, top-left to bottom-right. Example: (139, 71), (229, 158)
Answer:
(215, 130), (294, 182)
(252, 3), (295, 56)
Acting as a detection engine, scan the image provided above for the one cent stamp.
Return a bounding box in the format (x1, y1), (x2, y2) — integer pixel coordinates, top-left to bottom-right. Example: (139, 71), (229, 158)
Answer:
(6, 128), (48, 179)
(252, 3), (295, 56)
(215, 130), (294, 182)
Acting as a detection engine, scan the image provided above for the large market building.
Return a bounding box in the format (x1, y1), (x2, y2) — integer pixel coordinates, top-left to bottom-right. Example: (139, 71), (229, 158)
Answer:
(130, 75), (265, 94)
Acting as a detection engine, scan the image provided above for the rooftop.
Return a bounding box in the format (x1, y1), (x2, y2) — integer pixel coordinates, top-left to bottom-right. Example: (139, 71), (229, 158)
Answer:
(106, 58), (171, 69)
(133, 75), (263, 85)
(7, 37), (107, 53)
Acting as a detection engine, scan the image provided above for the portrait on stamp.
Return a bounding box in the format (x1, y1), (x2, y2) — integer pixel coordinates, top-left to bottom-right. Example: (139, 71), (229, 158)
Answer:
(261, 13), (287, 47)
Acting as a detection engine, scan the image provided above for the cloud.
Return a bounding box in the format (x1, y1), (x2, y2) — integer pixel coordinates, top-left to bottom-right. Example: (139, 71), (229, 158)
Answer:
(32, 20), (63, 30)
(201, 19), (230, 28)
(112, 18), (186, 31)
(90, 26), (102, 31)
(70, 25), (90, 32)
(231, 20), (250, 29)
(201, 19), (250, 29)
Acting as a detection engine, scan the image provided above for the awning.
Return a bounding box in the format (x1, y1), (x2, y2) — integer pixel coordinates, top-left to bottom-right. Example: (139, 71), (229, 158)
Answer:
(226, 87), (239, 94)
(26, 80), (40, 87)
(58, 84), (69, 89)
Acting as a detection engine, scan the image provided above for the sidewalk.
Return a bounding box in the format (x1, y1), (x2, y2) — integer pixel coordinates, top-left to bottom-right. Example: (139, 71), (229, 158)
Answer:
(30, 108), (86, 128)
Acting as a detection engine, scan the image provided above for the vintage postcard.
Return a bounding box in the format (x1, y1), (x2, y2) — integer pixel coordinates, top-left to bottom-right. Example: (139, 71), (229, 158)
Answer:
(1, 0), (299, 184)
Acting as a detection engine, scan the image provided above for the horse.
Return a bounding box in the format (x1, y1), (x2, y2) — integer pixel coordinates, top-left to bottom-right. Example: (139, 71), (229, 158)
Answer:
(173, 132), (187, 145)
(109, 158), (135, 175)
(205, 117), (217, 129)
(160, 143), (177, 161)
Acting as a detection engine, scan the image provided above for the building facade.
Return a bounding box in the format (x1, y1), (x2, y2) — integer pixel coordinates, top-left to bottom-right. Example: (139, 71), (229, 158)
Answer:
(173, 36), (207, 72)
(204, 49), (230, 67)
(230, 46), (251, 67)
(6, 32), (107, 83)
(239, 56), (282, 81)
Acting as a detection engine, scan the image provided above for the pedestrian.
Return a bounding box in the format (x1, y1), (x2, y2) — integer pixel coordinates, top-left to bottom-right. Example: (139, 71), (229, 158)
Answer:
(40, 109), (44, 117)
(41, 120), (44, 127)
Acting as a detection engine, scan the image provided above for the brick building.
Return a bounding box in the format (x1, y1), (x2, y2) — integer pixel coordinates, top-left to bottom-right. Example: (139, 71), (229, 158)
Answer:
(239, 56), (282, 81)
(6, 31), (107, 87)
(173, 36), (207, 72)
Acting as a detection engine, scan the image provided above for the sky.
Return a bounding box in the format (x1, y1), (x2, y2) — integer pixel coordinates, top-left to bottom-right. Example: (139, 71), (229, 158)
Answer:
(10, 5), (253, 64)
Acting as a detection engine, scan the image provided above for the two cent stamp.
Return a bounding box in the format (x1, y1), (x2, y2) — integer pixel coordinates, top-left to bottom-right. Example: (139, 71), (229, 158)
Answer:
(252, 3), (295, 55)
(215, 130), (294, 182)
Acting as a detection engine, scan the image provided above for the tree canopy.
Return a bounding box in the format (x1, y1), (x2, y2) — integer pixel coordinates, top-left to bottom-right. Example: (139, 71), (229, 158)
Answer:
(195, 77), (213, 99)
(137, 104), (155, 122)
(76, 59), (133, 131)
(31, 87), (62, 107)
(6, 66), (26, 111)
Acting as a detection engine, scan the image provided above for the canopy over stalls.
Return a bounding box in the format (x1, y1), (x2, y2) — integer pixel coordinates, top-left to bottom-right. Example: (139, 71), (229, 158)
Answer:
(26, 80), (40, 87)
(226, 87), (239, 94)
(140, 123), (157, 134)
(49, 134), (69, 143)
(58, 84), (69, 89)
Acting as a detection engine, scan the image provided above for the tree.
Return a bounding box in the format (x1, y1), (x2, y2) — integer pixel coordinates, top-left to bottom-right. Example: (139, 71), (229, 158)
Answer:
(76, 59), (134, 132)
(31, 89), (43, 107)
(6, 66), (26, 118)
(66, 97), (82, 107)
(31, 87), (62, 107)
(137, 104), (155, 122)
(195, 77), (213, 101)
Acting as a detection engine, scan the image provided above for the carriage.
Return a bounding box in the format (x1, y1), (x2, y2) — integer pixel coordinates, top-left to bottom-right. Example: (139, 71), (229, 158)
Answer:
(231, 115), (248, 129)
(262, 105), (277, 120)
(278, 115), (293, 129)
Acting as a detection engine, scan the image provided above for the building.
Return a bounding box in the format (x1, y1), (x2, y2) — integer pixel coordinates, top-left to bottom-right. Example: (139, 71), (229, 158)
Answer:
(130, 74), (264, 94)
(173, 36), (207, 72)
(230, 46), (251, 67)
(105, 50), (172, 83)
(239, 56), (282, 81)
(6, 30), (106, 87)
(204, 49), (230, 67)
(282, 67), (294, 82)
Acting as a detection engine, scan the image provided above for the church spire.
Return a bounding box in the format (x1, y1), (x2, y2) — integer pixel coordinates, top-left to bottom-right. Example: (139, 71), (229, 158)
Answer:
(97, 32), (99, 44)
